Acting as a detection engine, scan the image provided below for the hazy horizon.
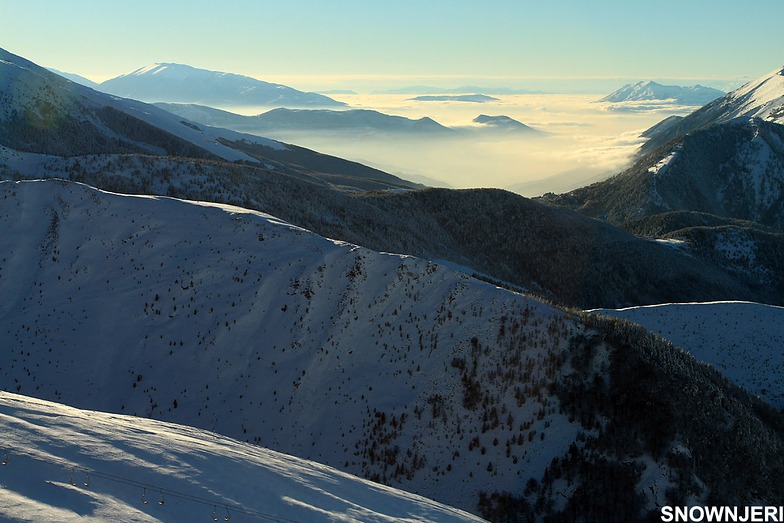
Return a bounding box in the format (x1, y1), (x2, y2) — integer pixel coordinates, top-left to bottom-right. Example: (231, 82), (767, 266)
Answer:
(211, 93), (694, 195)
(4, 0), (783, 193)
(4, 1), (782, 93)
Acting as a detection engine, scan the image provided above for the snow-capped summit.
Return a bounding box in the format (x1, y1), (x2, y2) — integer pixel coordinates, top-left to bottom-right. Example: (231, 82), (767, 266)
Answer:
(638, 65), (784, 156)
(597, 80), (724, 106)
(711, 66), (784, 122)
(0, 47), (283, 161)
(544, 65), (784, 234)
(100, 62), (345, 107)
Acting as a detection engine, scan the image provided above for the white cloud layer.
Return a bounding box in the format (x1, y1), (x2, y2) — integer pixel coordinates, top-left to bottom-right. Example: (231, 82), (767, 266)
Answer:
(225, 94), (692, 196)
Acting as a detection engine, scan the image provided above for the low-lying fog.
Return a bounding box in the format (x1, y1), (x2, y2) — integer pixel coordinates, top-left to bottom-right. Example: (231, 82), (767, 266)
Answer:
(223, 94), (696, 196)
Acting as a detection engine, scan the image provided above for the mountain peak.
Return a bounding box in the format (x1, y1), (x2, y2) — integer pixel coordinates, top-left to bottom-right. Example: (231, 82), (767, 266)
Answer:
(101, 62), (345, 107)
(597, 81), (724, 105)
(722, 65), (784, 121)
(637, 65), (784, 156)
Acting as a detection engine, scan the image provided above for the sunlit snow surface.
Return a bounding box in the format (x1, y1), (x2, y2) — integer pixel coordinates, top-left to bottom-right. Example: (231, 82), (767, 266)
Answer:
(0, 392), (485, 523)
(590, 302), (784, 409)
(721, 67), (784, 122)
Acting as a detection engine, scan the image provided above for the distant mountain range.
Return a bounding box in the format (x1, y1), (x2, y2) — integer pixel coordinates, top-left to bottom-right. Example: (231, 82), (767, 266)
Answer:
(155, 103), (454, 135)
(597, 80), (724, 106)
(408, 94), (500, 103)
(155, 103), (542, 136)
(543, 67), (784, 230)
(97, 62), (345, 107)
(0, 48), (417, 192)
(377, 85), (543, 95)
(473, 114), (540, 133)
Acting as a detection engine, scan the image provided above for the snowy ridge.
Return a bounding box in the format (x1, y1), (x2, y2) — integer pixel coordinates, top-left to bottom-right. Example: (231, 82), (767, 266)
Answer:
(636, 66), (784, 158)
(3, 180), (784, 518)
(0, 391), (485, 523)
(99, 62), (344, 108)
(597, 81), (723, 106)
(0, 179), (584, 514)
(589, 301), (784, 408)
(0, 47), (286, 162)
(716, 66), (784, 122)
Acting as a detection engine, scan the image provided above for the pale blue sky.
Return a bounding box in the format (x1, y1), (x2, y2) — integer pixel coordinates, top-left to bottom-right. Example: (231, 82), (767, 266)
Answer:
(3, 0), (783, 92)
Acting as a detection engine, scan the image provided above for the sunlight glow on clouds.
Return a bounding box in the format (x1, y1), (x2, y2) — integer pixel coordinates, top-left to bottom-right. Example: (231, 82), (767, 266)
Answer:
(233, 94), (674, 195)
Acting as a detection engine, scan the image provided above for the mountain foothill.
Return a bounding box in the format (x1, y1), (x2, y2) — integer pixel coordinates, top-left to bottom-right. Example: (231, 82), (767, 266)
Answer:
(1, 47), (784, 522)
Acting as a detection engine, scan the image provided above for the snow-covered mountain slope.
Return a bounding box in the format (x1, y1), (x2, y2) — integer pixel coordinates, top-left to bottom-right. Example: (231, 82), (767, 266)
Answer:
(542, 66), (784, 232)
(597, 81), (723, 106)
(541, 117), (784, 230)
(2, 179), (784, 521)
(704, 66), (784, 123)
(2, 147), (770, 307)
(1, 48), (423, 192)
(46, 68), (101, 89)
(640, 66), (784, 155)
(100, 63), (344, 108)
(0, 179), (583, 514)
(589, 302), (784, 409)
(0, 47), (283, 162)
(2, 145), (774, 307)
(0, 392), (484, 523)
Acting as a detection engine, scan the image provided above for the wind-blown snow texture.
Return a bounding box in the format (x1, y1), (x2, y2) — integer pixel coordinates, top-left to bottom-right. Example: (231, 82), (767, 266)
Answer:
(590, 302), (784, 409)
(0, 392), (485, 522)
(3, 180), (784, 520)
(709, 67), (784, 123)
(0, 179), (582, 514)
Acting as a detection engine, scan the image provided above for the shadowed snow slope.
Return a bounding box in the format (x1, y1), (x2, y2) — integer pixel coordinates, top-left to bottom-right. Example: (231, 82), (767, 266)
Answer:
(0, 392), (484, 523)
(589, 301), (784, 409)
(2, 179), (784, 520)
(0, 179), (580, 514)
